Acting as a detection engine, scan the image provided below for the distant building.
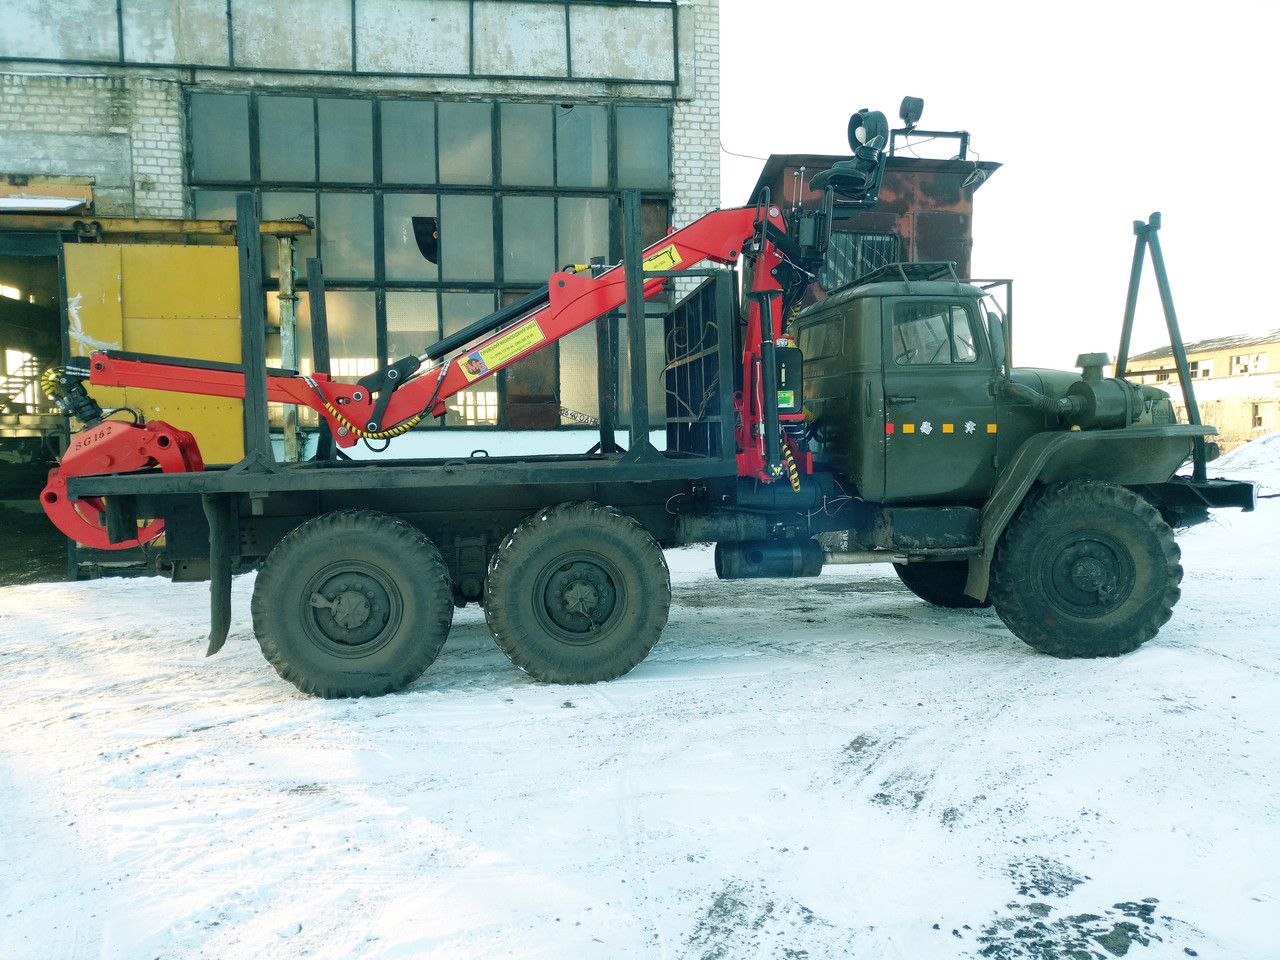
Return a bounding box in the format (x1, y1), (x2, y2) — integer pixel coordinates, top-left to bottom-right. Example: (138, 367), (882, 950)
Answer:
(1126, 329), (1280, 448)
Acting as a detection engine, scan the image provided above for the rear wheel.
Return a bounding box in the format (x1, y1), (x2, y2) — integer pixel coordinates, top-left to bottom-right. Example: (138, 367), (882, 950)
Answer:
(484, 502), (670, 683)
(989, 481), (1181, 658)
(251, 510), (453, 697)
(893, 561), (992, 609)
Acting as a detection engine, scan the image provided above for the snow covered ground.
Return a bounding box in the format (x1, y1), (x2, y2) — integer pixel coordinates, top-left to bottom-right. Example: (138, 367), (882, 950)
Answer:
(2, 441), (1278, 960)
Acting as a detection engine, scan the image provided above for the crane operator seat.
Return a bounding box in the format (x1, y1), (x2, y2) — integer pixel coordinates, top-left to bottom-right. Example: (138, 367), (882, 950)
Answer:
(809, 109), (889, 205)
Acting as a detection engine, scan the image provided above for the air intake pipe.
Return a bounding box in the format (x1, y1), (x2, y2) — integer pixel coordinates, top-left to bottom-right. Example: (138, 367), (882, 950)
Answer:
(1000, 377), (1155, 430)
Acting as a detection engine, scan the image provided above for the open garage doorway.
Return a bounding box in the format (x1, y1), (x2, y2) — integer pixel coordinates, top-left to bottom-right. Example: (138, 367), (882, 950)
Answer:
(0, 250), (69, 584)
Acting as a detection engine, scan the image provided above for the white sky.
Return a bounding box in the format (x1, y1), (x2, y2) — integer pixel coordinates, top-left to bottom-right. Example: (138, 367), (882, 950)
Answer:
(719, 0), (1280, 369)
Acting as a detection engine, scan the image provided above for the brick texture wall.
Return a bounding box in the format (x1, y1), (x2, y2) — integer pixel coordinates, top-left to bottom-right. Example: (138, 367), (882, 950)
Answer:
(672, 0), (721, 229)
(0, 72), (184, 217)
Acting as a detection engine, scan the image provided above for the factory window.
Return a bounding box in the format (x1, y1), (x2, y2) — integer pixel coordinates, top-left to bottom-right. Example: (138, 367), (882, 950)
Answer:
(190, 93), (250, 182)
(258, 97), (315, 182)
(187, 92), (673, 430)
(501, 103), (554, 187)
(1230, 353), (1267, 375)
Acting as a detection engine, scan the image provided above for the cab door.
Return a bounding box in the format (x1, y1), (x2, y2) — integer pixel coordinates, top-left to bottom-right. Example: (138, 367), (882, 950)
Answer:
(881, 297), (999, 503)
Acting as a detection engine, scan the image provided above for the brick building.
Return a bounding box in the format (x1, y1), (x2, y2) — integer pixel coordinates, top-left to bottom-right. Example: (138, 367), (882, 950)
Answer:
(1126, 329), (1280, 448)
(0, 0), (720, 457)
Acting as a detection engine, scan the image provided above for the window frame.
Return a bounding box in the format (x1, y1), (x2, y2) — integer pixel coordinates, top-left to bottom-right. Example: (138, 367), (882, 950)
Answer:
(890, 300), (982, 367)
(186, 90), (675, 430)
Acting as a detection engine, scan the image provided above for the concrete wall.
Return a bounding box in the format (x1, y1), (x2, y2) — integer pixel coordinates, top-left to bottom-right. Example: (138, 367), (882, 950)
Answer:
(0, 0), (682, 82)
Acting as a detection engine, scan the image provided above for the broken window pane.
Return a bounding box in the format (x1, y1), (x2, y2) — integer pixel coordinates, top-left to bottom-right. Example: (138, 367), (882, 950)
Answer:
(383, 193), (438, 281)
(556, 104), (607, 187)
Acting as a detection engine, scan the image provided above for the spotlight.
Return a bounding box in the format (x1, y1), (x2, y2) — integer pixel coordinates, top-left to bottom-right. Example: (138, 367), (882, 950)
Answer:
(899, 96), (924, 129)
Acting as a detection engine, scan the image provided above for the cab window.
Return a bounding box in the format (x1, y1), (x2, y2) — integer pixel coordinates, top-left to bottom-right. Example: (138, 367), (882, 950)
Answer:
(892, 302), (978, 365)
(798, 318), (843, 360)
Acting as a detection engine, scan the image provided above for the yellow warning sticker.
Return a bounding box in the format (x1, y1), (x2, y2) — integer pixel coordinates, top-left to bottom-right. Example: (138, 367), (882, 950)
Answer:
(643, 243), (682, 272)
(458, 319), (546, 383)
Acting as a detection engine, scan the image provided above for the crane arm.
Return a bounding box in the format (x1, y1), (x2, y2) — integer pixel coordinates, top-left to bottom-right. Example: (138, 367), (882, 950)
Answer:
(80, 204), (785, 446)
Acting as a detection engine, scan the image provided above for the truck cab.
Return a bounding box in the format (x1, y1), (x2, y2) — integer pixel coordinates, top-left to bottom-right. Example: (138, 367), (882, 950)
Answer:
(797, 265), (1009, 504)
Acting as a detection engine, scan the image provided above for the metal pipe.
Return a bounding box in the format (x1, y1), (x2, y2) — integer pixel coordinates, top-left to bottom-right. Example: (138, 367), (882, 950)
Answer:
(306, 257), (335, 460)
(824, 551), (908, 565)
(1144, 212), (1207, 481)
(622, 190), (655, 458)
(277, 235), (299, 461)
(423, 286), (550, 362)
(1114, 219), (1148, 379)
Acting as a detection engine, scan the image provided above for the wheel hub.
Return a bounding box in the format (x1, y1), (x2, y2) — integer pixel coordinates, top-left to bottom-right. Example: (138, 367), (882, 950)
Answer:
(310, 589), (372, 629)
(562, 579), (599, 616)
(303, 569), (392, 648)
(1044, 535), (1133, 615)
(1068, 555), (1114, 597)
(542, 560), (617, 634)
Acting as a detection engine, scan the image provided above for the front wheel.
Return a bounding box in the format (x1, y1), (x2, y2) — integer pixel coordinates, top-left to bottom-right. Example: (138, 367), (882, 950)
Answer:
(484, 502), (670, 683)
(251, 510), (454, 697)
(989, 481), (1181, 658)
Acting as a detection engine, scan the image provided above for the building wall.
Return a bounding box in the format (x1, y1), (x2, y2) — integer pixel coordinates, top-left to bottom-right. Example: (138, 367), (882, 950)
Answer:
(671, 0), (719, 229)
(0, 73), (184, 217)
(0, 0), (718, 220)
(0, 0), (720, 446)
(1127, 335), (1280, 448)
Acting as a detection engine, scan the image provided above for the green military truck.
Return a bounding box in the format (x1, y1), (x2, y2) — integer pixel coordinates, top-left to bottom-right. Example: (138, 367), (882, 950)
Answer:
(43, 110), (1255, 697)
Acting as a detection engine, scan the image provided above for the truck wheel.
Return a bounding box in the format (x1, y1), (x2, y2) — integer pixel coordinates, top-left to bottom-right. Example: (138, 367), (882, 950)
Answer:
(251, 510), (453, 698)
(893, 561), (992, 609)
(989, 481), (1181, 658)
(484, 501), (670, 683)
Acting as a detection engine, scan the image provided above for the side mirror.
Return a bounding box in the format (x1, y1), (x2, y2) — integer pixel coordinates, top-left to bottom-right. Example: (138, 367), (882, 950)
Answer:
(987, 311), (1007, 373)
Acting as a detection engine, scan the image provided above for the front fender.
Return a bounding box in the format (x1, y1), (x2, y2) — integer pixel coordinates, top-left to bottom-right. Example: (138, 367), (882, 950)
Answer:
(963, 424), (1214, 599)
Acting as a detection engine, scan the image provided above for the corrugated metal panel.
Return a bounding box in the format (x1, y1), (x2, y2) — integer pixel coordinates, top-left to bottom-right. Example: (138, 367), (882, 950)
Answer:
(63, 243), (245, 463)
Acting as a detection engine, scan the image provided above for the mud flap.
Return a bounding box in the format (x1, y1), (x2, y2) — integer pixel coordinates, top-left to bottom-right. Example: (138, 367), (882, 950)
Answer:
(203, 493), (232, 656)
(964, 554), (990, 602)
